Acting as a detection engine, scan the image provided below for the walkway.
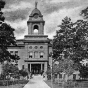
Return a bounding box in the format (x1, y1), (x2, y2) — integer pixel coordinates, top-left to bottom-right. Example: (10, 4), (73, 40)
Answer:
(23, 75), (51, 88)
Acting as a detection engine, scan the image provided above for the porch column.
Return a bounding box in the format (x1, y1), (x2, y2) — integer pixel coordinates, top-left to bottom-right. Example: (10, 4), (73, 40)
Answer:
(44, 62), (47, 72)
(30, 63), (31, 72)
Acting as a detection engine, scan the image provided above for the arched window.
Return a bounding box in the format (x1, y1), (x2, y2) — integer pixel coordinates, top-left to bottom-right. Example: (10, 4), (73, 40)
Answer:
(33, 25), (39, 34)
(29, 52), (33, 58)
(40, 52), (44, 58)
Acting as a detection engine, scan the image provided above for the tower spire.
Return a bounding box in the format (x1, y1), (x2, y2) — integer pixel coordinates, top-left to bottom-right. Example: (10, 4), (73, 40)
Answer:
(35, 1), (38, 9)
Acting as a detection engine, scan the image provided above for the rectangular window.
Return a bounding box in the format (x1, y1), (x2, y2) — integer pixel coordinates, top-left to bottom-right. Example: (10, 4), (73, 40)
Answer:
(10, 51), (14, 55)
(10, 51), (13, 53)
(15, 51), (18, 55)
(73, 74), (76, 80)
(59, 74), (62, 79)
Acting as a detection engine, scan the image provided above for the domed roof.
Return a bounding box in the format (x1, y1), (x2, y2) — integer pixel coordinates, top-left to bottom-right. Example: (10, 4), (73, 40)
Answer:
(29, 2), (43, 17)
(30, 8), (43, 17)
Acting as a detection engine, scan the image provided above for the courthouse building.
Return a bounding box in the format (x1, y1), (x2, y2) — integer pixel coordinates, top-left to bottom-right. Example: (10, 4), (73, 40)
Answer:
(8, 2), (52, 74)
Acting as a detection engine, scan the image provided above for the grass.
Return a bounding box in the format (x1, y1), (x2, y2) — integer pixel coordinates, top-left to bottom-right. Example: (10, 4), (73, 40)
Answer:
(0, 84), (26, 88)
(0, 79), (29, 86)
(45, 80), (88, 88)
(44, 80), (64, 88)
(0, 79), (29, 88)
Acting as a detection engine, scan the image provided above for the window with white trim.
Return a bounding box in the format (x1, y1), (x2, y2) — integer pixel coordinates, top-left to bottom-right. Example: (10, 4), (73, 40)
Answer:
(40, 52), (44, 58)
(29, 52), (33, 58)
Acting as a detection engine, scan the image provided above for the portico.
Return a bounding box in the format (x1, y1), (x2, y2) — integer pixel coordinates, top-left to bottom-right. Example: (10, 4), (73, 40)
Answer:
(25, 61), (47, 74)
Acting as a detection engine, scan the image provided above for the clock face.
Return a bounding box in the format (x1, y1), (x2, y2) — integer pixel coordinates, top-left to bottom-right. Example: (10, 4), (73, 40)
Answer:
(34, 14), (38, 19)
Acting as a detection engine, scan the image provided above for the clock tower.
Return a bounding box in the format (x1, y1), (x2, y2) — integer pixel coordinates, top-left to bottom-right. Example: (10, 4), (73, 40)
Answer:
(27, 2), (45, 35)
(23, 2), (50, 75)
(7, 2), (52, 77)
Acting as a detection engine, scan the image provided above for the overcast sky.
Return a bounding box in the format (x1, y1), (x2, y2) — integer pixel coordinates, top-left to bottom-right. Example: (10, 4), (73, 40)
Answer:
(2, 0), (88, 39)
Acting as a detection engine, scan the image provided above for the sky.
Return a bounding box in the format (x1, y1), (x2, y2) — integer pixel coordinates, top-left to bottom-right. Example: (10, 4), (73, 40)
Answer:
(2, 0), (88, 39)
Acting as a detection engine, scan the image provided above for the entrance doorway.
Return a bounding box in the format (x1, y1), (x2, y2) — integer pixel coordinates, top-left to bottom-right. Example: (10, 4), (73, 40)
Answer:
(31, 64), (41, 74)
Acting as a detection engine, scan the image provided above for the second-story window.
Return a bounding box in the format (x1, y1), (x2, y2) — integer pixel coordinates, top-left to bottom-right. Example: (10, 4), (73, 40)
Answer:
(40, 52), (44, 58)
(29, 52), (33, 58)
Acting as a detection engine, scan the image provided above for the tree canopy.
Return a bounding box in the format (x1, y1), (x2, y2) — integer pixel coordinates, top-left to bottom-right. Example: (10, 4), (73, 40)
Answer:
(2, 63), (19, 79)
(53, 16), (88, 76)
(0, 0), (20, 63)
(81, 7), (88, 19)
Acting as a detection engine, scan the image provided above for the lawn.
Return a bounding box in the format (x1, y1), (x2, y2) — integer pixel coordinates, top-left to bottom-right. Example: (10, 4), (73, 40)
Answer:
(44, 80), (63, 88)
(45, 80), (88, 88)
(0, 84), (26, 88)
(0, 79), (29, 88)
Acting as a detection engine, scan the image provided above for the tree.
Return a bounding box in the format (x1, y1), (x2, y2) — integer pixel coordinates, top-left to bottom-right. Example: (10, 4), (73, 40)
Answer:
(53, 59), (74, 76)
(53, 17), (74, 61)
(53, 16), (88, 77)
(81, 7), (88, 19)
(46, 65), (52, 80)
(0, 0), (20, 63)
(78, 7), (88, 79)
(2, 63), (19, 79)
(0, 0), (5, 22)
(79, 65), (88, 79)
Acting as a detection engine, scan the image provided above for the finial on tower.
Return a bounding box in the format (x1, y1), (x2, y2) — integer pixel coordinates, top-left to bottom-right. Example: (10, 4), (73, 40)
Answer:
(35, 1), (38, 9)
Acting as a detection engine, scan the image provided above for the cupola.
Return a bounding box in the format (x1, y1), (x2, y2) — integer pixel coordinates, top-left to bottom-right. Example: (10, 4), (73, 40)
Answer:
(27, 2), (45, 35)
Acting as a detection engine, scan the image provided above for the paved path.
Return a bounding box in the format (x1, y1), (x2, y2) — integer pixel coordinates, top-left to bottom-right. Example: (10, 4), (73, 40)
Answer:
(23, 75), (51, 88)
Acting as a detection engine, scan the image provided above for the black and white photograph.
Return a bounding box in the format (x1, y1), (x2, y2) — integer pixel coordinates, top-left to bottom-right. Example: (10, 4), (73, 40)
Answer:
(0, 0), (88, 88)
